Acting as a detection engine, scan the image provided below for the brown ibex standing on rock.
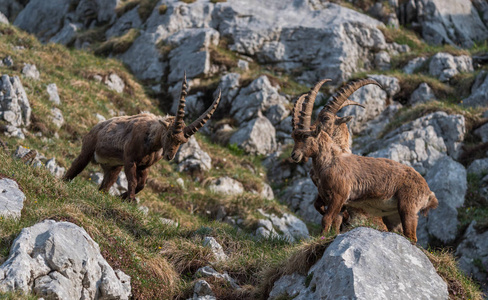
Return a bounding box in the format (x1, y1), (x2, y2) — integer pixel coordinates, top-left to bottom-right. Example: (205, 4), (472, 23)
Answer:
(291, 78), (438, 243)
(64, 75), (221, 202)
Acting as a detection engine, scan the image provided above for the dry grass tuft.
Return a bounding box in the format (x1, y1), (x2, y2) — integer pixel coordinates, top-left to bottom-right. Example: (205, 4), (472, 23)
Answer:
(423, 249), (484, 300)
(94, 29), (140, 56)
(256, 237), (335, 299)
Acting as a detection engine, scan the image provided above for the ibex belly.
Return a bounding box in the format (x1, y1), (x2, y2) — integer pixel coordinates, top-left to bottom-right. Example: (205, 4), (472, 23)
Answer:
(346, 197), (398, 217)
(94, 152), (124, 166)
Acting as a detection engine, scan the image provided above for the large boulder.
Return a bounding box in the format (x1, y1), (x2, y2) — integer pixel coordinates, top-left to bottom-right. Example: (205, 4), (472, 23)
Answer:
(0, 178), (25, 219)
(118, 32), (168, 81)
(366, 112), (465, 175)
(409, 83), (436, 106)
(229, 116), (277, 155)
(456, 221), (488, 294)
(174, 136), (212, 173)
(255, 209), (309, 243)
(402, 0), (488, 47)
(463, 71), (488, 108)
(106, 7), (142, 39)
(268, 227), (448, 300)
(213, 1), (387, 84)
(166, 28), (220, 84)
(0, 220), (131, 299)
(417, 156), (467, 246)
(230, 76), (288, 125)
(13, 0), (72, 42)
(429, 53), (473, 82)
(0, 75), (31, 136)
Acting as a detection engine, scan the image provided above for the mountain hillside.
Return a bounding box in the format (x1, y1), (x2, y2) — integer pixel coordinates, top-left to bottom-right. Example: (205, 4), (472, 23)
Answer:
(1, 0), (488, 299)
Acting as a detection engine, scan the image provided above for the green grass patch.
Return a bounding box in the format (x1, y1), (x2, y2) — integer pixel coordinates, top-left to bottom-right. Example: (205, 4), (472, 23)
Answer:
(94, 28), (140, 56)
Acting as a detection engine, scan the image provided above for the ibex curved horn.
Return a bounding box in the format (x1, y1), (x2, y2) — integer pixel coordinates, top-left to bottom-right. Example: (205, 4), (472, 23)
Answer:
(321, 79), (382, 116)
(298, 78), (331, 131)
(292, 93), (308, 131)
(173, 72), (188, 134)
(184, 90), (222, 138)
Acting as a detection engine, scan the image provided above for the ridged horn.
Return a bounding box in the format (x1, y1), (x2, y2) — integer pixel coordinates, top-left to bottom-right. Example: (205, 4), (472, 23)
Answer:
(292, 93), (307, 131)
(298, 78), (331, 131)
(322, 78), (382, 115)
(184, 90), (222, 138)
(173, 73), (188, 134)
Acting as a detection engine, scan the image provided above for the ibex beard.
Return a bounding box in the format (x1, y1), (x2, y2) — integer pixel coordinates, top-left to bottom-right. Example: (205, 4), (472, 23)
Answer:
(291, 78), (438, 243)
(63, 74), (221, 202)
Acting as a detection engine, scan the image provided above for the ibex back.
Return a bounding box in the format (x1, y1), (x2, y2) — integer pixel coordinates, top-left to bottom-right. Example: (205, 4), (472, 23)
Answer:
(63, 75), (221, 201)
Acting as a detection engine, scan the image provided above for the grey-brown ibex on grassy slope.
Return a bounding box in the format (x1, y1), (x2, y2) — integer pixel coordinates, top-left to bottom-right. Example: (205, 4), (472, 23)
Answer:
(291, 78), (438, 243)
(63, 75), (221, 201)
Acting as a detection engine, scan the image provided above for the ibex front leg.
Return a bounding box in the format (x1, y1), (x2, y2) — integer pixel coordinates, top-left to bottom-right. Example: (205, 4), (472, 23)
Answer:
(321, 194), (346, 235)
(122, 161), (137, 202)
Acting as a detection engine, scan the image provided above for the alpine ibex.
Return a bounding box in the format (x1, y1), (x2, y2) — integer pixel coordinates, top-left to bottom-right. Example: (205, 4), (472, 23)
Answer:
(291, 78), (438, 243)
(64, 75), (221, 201)
(291, 79), (385, 232)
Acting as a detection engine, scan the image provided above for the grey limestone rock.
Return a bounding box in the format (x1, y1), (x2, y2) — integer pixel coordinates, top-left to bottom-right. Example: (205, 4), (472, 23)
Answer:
(268, 227), (448, 300)
(46, 83), (60, 105)
(106, 7), (142, 39)
(409, 83), (436, 106)
(208, 176), (243, 196)
(0, 178), (25, 219)
(467, 158), (488, 176)
(405, 0), (488, 48)
(50, 107), (64, 128)
(104, 73), (125, 93)
(429, 53), (473, 82)
(22, 64), (40, 80)
(202, 237), (228, 262)
(175, 136), (212, 173)
(280, 177), (321, 224)
(417, 156), (467, 246)
(0, 75), (31, 129)
(0, 220), (131, 299)
(366, 112), (465, 175)
(463, 71), (488, 108)
(255, 209), (309, 243)
(456, 221), (488, 294)
(229, 116), (277, 155)
(0, 11), (8, 24)
(403, 56), (428, 74)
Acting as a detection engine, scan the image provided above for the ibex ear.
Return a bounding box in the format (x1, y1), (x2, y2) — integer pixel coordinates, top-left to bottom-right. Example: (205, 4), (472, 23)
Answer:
(159, 119), (171, 128)
(335, 116), (353, 125)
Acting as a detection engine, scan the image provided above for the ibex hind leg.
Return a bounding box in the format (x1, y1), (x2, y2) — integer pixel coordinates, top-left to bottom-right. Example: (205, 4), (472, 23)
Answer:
(398, 198), (419, 244)
(99, 165), (123, 192)
(63, 145), (95, 181)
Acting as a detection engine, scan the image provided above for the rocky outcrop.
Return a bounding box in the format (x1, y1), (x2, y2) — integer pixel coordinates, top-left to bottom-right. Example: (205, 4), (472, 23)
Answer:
(366, 112), (465, 175)
(0, 220), (131, 299)
(429, 53), (473, 82)
(0, 74), (32, 138)
(229, 116), (277, 155)
(230, 76), (288, 125)
(255, 209), (309, 243)
(463, 71), (488, 107)
(0, 178), (25, 219)
(280, 177), (321, 224)
(268, 227), (447, 300)
(403, 56), (427, 74)
(417, 156), (467, 246)
(456, 221), (488, 294)
(175, 136), (212, 173)
(409, 83), (436, 105)
(400, 0), (488, 47)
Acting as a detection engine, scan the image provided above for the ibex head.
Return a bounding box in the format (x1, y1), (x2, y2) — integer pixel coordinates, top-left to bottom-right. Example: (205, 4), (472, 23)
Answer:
(290, 78), (381, 163)
(162, 74), (221, 161)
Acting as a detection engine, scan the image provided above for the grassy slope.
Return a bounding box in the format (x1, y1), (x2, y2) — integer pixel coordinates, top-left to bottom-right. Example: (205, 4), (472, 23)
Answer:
(0, 20), (484, 299)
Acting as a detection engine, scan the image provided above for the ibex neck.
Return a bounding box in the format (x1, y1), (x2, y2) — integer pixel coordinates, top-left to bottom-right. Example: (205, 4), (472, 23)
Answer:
(312, 132), (340, 167)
